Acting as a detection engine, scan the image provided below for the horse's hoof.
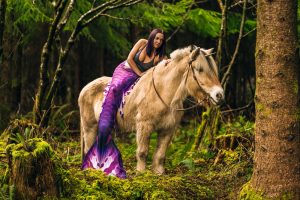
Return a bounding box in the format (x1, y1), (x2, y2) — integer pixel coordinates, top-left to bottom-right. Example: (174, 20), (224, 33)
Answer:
(152, 168), (165, 175)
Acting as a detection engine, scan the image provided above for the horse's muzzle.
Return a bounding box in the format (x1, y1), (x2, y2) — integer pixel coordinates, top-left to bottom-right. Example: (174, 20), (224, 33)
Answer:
(215, 92), (225, 105)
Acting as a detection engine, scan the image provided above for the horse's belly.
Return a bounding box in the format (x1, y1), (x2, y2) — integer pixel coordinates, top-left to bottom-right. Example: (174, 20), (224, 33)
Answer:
(116, 111), (137, 133)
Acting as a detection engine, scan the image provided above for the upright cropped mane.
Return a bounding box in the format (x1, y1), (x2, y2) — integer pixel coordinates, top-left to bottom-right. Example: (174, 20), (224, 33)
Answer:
(169, 45), (219, 76)
(170, 45), (196, 62)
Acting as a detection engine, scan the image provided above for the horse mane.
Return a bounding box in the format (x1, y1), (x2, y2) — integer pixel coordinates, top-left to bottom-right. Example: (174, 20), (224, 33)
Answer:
(170, 45), (196, 62)
(169, 45), (218, 77)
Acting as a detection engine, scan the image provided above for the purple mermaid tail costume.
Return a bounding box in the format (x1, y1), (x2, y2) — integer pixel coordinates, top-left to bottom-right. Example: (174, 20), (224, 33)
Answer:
(82, 61), (139, 179)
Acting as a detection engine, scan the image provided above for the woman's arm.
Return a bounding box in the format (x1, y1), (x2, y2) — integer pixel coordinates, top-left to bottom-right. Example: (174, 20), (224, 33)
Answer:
(127, 39), (147, 76)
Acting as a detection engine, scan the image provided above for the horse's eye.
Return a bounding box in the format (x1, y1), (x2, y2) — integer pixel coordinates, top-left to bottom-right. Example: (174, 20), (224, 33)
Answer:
(197, 67), (203, 73)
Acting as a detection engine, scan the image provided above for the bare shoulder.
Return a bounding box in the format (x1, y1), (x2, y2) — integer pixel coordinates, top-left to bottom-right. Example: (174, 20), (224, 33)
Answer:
(136, 39), (147, 46)
(128, 39), (147, 59)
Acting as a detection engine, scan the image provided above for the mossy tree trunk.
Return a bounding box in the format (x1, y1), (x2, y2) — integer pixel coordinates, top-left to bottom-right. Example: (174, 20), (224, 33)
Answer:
(6, 139), (60, 200)
(249, 0), (300, 198)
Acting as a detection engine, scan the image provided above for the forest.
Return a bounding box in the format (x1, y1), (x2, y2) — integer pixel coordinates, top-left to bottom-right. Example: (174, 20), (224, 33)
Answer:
(0, 0), (299, 199)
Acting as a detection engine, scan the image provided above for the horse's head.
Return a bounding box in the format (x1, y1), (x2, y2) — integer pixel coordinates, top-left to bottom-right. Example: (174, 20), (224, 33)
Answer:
(179, 46), (224, 106)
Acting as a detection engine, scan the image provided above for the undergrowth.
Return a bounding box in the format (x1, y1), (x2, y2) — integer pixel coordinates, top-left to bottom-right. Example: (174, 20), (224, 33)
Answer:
(0, 115), (254, 199)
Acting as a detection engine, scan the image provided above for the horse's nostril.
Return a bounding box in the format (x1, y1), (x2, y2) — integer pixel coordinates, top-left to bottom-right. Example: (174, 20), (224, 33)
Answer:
(216, 92), (223, 100)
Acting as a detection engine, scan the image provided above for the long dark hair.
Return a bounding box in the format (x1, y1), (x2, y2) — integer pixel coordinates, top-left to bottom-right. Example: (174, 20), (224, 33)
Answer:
(146, 29), (166, 58)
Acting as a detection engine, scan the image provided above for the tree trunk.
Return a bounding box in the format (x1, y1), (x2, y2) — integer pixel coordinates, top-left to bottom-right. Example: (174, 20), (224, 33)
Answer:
(0, 0), (6, 65)
(249, 0), (300, 198)
(11, 42), (22, 111)
(6, 139), (60, 199)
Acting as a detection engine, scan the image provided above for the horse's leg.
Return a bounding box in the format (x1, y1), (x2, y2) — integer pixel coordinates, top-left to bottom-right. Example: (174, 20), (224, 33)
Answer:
(81, 117), (98, 156)
(152, 128), (174, 174)
(136, 123), (153, 172)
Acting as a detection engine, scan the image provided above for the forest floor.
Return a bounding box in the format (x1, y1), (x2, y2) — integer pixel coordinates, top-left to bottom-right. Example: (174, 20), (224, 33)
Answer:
(0, 117), (253, 199)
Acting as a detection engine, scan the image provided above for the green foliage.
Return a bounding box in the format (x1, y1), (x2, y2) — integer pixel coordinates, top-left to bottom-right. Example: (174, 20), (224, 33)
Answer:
(0, 114), (254, 199)
(239, 182), (264, 200)
(227, 11), (256, 35)
(9, 184), (15, 200)
(4, 118), (41, 148)
(59, 169), (214, 200)
(187, 8), (256, 38)
(218, 116), (254, 138)
(6, 0), (53, 43)
(7, 0), (52, 25)
(48, 104), (78, 136)
(187, 8), (221, 38)
(0, 184), (9, 200)
(65, 0), (95, 41)
(142, 0), (193, 31)
(96, 18), (132, 59)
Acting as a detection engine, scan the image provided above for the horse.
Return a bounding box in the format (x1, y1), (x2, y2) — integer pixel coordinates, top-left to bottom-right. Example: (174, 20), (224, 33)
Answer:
(79, 45), (224, 175)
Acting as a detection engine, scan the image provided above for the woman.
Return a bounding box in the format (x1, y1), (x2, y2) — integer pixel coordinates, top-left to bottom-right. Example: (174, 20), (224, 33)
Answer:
(82, 29), (168, 178)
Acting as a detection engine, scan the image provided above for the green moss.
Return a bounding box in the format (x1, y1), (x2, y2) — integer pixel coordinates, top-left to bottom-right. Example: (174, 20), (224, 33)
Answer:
(281, 192), (298, 200)
(240, 182), (297, 200)
(0, 141), (6, 152)
(292, 81), (298, 94)
(57, 168), (214, 200)
(239, 182), (265, 200)
(6, 138), (53, 162)
(0, 140), (7, 170)
(256, 103), (272, 117)
(2, 115), (255, 199)
(296, 108), (300, 121)
(33, 140), (53, 157)
(256, 77), (262, 84)
(256, 103), (264, 112)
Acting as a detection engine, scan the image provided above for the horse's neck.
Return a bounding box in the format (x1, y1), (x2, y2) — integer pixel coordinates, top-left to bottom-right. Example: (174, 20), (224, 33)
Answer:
(154, 58), (189, 108)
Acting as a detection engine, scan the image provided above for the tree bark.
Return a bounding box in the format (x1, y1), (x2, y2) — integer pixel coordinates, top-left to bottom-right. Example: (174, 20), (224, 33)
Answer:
(11, 41), (22, 112)
(250, 0), (300, 198)
(33, 0), (69, 125)
(0, 0), (6, 65)
(216, 0), (228, 69)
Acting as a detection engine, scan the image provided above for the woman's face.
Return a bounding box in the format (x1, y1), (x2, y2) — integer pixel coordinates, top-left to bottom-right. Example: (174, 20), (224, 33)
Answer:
(153, 33), (164, 49)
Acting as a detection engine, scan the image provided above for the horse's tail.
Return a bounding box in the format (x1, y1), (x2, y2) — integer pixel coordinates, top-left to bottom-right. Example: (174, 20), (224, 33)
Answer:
(80, 117), (85, 162)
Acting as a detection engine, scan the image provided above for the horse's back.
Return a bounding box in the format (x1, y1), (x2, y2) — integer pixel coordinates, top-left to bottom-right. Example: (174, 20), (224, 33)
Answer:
(78, 77), (111, 106)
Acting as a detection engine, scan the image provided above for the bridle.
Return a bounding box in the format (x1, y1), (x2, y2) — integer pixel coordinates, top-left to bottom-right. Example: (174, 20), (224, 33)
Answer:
(151, 52), (218, 111)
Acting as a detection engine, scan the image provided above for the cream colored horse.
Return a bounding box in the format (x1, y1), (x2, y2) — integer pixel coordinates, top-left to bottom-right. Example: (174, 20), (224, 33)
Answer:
(79, 46), (224, 174)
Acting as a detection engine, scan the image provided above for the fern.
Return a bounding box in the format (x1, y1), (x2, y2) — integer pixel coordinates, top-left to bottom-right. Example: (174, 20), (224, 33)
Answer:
(142, 0), (193, 31)
(7, 0), (52, 29)
(187, 8), (221, 38)
(187, 8), (256, 39)
(6, 0), (53, 44)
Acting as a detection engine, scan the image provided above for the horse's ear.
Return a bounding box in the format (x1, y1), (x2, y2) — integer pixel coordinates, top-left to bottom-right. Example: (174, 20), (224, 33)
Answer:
(189, 47), (200, 62)
(189, 45), (197, 52)
(206, 48), (214, 54)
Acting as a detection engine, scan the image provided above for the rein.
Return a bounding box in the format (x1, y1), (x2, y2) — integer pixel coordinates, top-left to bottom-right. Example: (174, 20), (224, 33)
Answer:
(151, 58), (216, 111)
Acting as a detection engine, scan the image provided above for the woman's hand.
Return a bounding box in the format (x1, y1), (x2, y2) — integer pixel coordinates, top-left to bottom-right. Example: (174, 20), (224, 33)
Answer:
(164, 59), (171, 66)
(139, 72), (145, 77)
